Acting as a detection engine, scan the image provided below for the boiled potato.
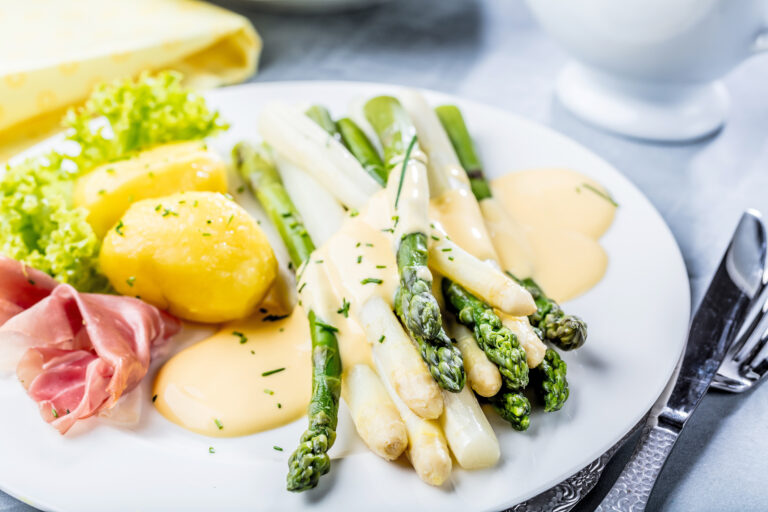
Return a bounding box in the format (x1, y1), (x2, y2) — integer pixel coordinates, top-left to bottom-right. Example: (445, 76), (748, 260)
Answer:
(100, 191), (277, 323)
(74, 141), (227, 237)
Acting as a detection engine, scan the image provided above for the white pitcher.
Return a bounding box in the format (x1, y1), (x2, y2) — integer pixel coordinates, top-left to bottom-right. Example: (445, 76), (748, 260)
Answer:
(526, 0), (768, 140)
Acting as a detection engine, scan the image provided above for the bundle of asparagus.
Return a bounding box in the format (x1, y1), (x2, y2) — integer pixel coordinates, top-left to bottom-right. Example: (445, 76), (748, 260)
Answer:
(232, 92), (588, 491)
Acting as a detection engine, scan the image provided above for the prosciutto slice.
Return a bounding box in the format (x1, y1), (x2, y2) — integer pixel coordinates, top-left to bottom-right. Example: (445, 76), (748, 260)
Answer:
(0, 257), (180, 434)
(0, 257), (58, 324)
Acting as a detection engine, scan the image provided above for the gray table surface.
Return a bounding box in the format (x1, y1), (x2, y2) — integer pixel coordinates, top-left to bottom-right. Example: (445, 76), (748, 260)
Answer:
(3, 1), (767, 511)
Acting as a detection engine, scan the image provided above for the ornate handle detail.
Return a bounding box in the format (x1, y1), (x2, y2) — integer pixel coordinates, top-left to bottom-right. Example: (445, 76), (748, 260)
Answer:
(595, 423), (679, 512)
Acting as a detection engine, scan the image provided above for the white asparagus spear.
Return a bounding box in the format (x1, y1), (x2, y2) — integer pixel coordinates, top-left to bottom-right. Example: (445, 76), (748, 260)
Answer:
(499, 313), (547, 368)
(479, 197), (536, 279)
(399, 89), (470, 196)
(450, 322), (502, 397)
(375, 352), (452, 486)
(348, 96), (384, 155)
(342, 364), (408, 461)
(440, 385), (500, 470)
(258, 102), (380, 209)
(359, 296), (444, 420)
(273, 154), (346, 246)
(428, 234), (536, 316)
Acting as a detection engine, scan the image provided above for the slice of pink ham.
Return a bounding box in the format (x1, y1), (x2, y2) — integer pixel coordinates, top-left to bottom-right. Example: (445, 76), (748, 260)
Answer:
(0, 258), (58, 325)
(0, 257), (180, 434)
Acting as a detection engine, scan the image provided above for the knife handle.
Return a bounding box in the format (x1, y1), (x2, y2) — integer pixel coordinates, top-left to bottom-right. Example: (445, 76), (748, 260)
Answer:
(595, 422), (679, 512)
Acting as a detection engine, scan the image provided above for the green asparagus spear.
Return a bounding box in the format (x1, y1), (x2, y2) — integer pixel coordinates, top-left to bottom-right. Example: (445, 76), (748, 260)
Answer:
(234, 141), (342, 492)
(532, 348), (569, 412)
(394, 235), (465, 391)
(336, 118), (387, 187)
(305, 105), (339, 138)
(233, 142), (314, 268)
(509, 274), (587, 351)
(364, 96), (416, 172)
(286, 311), (342, 491)
(490, 390), (531, 431)
(434, 105), (491, 201)
(442, 279), (529, 389)
(435, 104), (588, 351)
(365, 96), (465, 392)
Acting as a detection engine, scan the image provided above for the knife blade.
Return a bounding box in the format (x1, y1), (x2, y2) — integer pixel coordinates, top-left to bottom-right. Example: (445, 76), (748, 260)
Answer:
(596, 210), (767, 512)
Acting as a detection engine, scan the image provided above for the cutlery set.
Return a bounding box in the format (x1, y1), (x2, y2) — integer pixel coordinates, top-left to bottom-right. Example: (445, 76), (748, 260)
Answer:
(596, 210), (768, 511)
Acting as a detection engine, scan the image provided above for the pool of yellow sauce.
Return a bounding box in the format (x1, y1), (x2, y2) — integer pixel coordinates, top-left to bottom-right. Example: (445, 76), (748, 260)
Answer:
(490, 168), (616, 302)
(154, 168), (616, 437)
(153, 311), (311, 437)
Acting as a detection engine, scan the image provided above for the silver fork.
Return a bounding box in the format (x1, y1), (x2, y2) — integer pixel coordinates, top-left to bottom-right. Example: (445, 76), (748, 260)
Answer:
(713, 268), (768, 392)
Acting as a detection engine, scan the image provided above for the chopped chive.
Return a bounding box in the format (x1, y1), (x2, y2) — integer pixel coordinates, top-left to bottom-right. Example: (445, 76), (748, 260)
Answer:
(337, 298), (350, 318)
(126, 276), (136, 287)
(581, 183), (619, 207)
(357, 255), (363, 264)
(155, 204), (162, 212)
(209, 446), (215, 454)
(273, 446), (283, 452)
(277, 403), (282, 409)
(361, 278), (383, 285)
(281, 212), (292, 218)
(98, 189), (106, 195)
(233, 331), (248, 344)
(381, 228), (394, 233)
(431, 235), (440, 241)
(237, 185), (245, 194)
(207, 219), (212, 224)
(298, 282), (307, 293)
(202, 232), (212, 237)
(52, 407), (59, 418)
(349, 209), (359, 217)
(264, 389), (274, 395)
(375, 265), (386, 269)
(250, 350), (255, 355)
(262, 368), (286, 377)
(106, 167), (115, 174)
(448, 256), (455, 261)
(214, 418), (223, 430)
(178, 200), (186, 205)
(315, 259), (324, 264)
(378, 335), (386, 343)
(441, 247), (452, 252)
(394, 135), (418, 209)
(115, 220), (125, 236)
(355, 242), (361, 248)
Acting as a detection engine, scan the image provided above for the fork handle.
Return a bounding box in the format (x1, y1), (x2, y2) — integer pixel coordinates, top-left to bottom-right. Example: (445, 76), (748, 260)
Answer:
(595, 422), (679, 512)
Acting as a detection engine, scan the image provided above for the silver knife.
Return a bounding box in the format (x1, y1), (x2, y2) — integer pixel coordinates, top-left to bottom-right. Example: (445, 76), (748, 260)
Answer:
(596, 210), (767, 512)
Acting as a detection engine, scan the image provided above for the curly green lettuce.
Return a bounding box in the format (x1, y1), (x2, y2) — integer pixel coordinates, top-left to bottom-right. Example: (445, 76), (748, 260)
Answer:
(64, 71), (228, 172)
(0, 71), (227, 291)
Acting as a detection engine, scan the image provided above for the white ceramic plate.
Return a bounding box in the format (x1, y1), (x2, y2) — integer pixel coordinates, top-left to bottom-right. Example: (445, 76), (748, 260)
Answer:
(0, 81), (690, 512)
